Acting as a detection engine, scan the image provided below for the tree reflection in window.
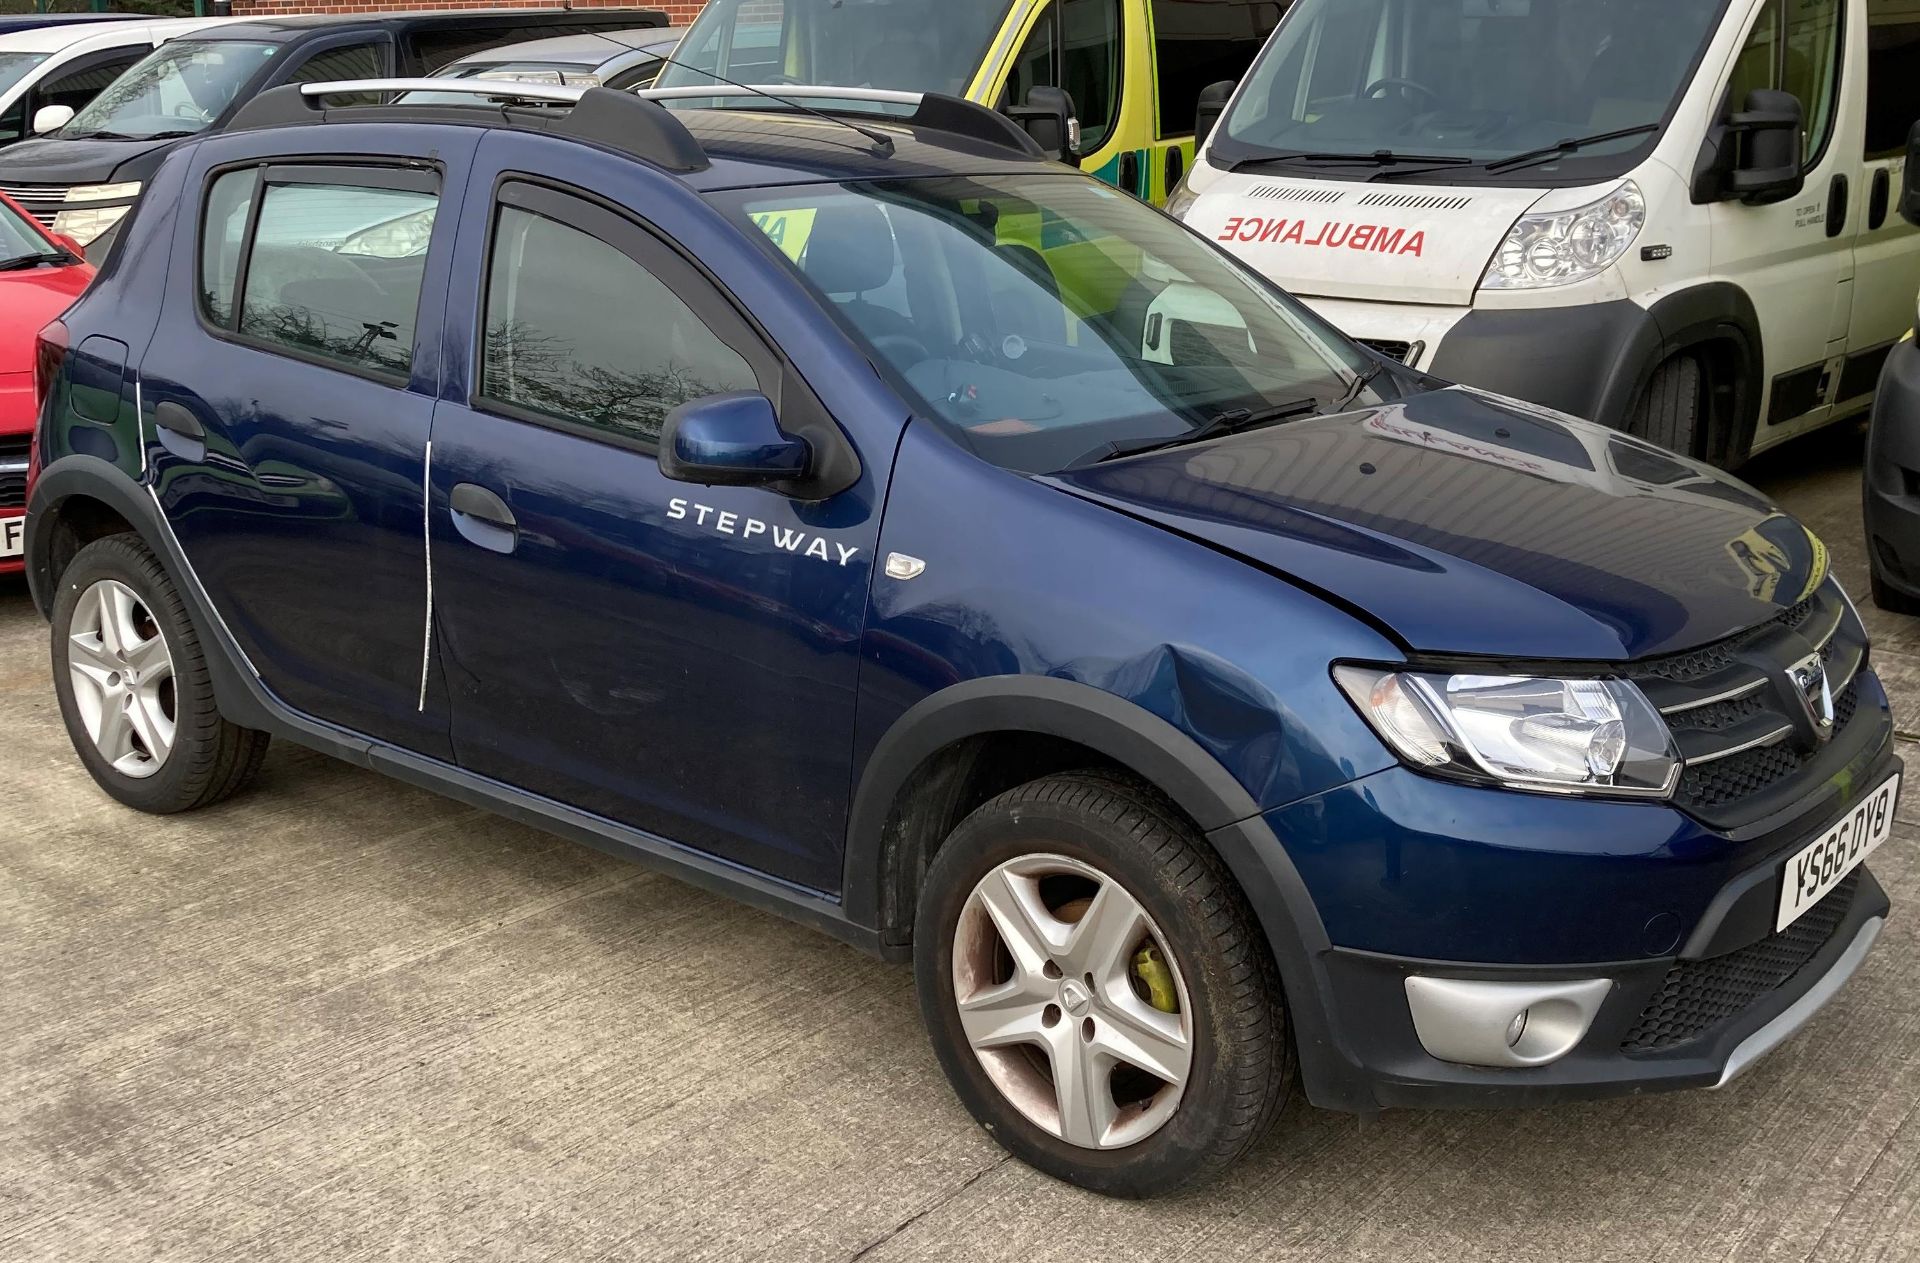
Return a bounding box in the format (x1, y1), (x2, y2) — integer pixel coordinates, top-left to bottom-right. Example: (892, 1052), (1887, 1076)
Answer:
(480, 206), (757, 443)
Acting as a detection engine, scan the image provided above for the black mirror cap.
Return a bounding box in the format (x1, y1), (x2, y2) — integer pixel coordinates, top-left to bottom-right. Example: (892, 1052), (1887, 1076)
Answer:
(657, 391), (812, 489)
(1902, 118), (1920, 227)
(1006, 85), (1081, 167)
(1196, 80), (1237, 149)
(1726, 87), (1806, 205)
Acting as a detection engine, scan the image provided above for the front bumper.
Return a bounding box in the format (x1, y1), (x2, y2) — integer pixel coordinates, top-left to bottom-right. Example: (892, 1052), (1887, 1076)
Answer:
(1247, 670), (1898, 1113)
(1864, 338), (1920, 600)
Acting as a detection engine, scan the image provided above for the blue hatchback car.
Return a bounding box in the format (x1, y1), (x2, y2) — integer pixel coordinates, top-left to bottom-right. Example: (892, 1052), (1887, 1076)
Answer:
(23, 78), (1899, 1196)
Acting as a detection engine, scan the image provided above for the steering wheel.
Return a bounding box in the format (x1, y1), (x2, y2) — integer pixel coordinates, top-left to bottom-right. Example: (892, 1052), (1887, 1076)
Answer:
(172, 101), (212, 121)
(1364, 77), (1443, 107)
(870, 332), (931, 365)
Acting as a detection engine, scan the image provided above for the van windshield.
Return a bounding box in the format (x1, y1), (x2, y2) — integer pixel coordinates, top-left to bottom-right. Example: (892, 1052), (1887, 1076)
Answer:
(63, 39), (278, 140)
(1218, 0), (1730, 182)
(713, 173), (1381, 475)
(655, 0), (1012, 103)
(0, 51), (49, 99)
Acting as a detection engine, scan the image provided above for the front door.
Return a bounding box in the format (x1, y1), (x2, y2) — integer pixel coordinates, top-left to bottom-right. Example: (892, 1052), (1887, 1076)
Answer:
(143, 143), (466, 757)
(427, 166), (877, 893)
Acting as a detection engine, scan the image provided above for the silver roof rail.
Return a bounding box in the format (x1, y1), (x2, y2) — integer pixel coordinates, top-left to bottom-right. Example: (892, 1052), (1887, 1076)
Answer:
(298, 78), (587, 104)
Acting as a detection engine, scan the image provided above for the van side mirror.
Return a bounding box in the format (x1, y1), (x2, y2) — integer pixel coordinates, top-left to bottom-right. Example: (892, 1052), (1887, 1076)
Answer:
(1006, 85), (1081, 167)
(1196, 80), (1236, 148)
(657, 392), (811, 488)
(1903, 119), (1920, 227)
(32, 104), (74, 135)
(1725, 88), (1805, 205)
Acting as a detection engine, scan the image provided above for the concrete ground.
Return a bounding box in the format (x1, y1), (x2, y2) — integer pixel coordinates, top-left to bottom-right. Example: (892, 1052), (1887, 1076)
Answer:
(3, 426), (1918, 1263)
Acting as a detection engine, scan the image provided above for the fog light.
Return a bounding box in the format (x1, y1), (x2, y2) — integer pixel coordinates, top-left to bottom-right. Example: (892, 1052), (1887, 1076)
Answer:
(1405, 976), (1612, 1068)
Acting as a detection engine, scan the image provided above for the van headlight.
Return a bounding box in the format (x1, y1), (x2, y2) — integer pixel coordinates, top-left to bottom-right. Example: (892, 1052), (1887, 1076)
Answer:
(51, 181), (142, 245)
(1480, 180), (1644, 291)
(1334, 665), (1679, 797)
(1164, 174), (1200, 221)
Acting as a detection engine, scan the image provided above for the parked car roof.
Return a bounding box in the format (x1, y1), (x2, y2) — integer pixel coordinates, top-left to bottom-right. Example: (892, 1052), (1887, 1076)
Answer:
(198, 10), (670, 41)
(438, 26), (686, 69)
(0, 17), (250, 56)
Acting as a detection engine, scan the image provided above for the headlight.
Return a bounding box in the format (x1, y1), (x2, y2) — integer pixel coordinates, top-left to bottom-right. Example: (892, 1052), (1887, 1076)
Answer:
(65, 181), (142, 204)
(1164, 173), (1199, 221)
(1481, 180), (1644, 291)
(51, 204), (133, 246)
(1334, 665), (1679, 797)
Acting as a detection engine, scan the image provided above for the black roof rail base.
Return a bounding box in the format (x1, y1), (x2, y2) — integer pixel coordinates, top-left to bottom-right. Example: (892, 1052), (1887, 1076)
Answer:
(908, 93), (1046, 159)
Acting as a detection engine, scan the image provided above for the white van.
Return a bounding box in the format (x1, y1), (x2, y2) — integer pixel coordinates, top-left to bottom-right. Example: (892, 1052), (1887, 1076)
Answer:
(1169, 0), (1920, 466)
(0, 18), (244, 148)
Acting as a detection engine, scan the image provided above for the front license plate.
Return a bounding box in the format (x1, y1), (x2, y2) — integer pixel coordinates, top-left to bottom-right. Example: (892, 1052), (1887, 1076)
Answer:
(0, 516), (20, 559)
(1778, 773), (1899, 931)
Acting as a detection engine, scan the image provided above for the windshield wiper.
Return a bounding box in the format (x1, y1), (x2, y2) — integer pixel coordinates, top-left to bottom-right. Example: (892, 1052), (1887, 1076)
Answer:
(1328, 362), (1386, 414)
(1077, 396), (1319, 466)
(1227, 149), (1474, 173)
(60, 129), (140, 141)
(0, 250), (77, 271)
(1483, 123), (1660, 174)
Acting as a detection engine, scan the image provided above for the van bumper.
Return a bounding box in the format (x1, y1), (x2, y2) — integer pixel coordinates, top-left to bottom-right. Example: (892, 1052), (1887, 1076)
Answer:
(1301, 294), (1661, 431)
(1244, 690), (1897, 1113)
(1864, 337), (1920, 602)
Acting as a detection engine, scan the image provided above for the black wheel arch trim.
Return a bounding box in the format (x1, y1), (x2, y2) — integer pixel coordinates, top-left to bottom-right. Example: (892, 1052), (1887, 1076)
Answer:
(843, 676), (1359, 1109)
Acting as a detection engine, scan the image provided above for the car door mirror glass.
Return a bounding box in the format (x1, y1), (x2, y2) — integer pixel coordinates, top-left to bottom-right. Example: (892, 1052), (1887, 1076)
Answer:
(32, 104), (73, 135)
(658, 391), (811, 488)
(1903, 119), (1920, 228)
(1726, 88), (1805, 205)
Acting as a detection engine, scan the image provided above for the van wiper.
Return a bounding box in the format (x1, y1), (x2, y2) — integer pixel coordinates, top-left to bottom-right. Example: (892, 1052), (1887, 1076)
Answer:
(1078, 396), (1319, 466)
(1483, 123), (1660, 174)
(61, 129), (140, 140)
(1228, 150), (1474, 173)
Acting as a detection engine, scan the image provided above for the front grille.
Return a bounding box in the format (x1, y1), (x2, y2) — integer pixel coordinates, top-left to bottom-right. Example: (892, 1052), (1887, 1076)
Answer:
(1356, 337), (1417, 364)
(1622, 872), (1859, 1052)
(1628, 584), (1868, 826)
(0, 183), (65, 227)
(0, 436), (26, 510)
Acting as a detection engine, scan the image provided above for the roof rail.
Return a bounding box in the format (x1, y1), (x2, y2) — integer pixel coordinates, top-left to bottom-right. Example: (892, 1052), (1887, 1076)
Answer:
(229, 79), (710, 172)
(637, 84), (1045, 159)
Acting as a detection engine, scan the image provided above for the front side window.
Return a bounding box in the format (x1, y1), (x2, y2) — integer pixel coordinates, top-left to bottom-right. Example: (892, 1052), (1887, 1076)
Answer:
(1150, 0), (1284, 137)
(0, 51), (48, 99)
(718, 173), (1376, 475)
(64, 39), (278, 140)
(205, 172), (439, 378)
(1865, 1), (1920, 158)
(37, 54), (144, 117)
(1001, 0), (1122, 151)
(1219, 0), (1729, 182)
(657, 0), (1013, 101)
(1729, 0), (1845, 165)
(481, 205), (757, 444)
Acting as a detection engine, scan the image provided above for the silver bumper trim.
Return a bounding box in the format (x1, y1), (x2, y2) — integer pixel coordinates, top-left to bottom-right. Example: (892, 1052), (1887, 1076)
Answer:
(1713, 915), (1884, 1088)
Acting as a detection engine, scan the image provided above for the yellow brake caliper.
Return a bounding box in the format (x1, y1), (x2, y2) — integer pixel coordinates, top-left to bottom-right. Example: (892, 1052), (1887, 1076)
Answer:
(1132, 946), (1178, 1014)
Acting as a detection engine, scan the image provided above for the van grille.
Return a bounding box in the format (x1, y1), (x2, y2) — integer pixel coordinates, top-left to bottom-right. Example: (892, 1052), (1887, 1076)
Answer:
(1356, 192), (1474, 211)
(0, 436), (29, 510)
(0, 183), (66, 227)
(1246, 183), (1345, 203)
(1356, 338), (1417, 364)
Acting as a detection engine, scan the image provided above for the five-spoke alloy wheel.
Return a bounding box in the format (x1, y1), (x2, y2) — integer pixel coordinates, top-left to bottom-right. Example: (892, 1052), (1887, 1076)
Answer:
(65, 578), (177, 777)
(916, 772), (1292, 1197)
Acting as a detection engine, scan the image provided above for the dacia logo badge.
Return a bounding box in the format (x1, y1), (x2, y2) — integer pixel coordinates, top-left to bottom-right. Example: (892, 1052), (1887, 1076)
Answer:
(1789, 651), (1835, 741)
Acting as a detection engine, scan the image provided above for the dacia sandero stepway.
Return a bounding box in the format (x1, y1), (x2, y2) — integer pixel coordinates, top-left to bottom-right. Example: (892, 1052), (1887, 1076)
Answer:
(23, 77), (1899, 1197)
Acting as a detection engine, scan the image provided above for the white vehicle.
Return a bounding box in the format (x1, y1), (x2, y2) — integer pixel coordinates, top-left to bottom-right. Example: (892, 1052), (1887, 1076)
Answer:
(1169, 0), (1920, 466)
(0, 18), (247, 147)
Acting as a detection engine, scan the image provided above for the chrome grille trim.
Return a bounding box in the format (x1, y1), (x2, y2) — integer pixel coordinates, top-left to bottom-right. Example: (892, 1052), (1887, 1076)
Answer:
(1683, 724), (1796, 767)
(1658, 676), (1767, 716)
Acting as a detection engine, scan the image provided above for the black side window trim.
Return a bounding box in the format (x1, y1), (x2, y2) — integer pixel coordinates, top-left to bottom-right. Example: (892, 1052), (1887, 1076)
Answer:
(196, 158), (443, 388)
(470, 176), (785, 458)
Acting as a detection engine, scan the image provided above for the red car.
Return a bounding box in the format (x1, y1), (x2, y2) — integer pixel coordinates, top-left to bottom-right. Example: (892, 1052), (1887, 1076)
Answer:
(1, 192), (90, 574)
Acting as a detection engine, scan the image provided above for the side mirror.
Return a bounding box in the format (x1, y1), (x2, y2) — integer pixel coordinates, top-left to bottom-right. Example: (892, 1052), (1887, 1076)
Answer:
(1726, 88), (1804, 205)
(1195, 80), (1236, 148)
(1006, 85), (1080, 167)
(32, 104), (74, 135)
(658, 391), (810, 488)
(1903, 118), (1920, 227)
(51, 232), (85, 257)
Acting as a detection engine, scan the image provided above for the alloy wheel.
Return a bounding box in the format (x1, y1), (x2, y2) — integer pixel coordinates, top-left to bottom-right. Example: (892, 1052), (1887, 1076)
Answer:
(950, 852), (1192, 1150)
(66, 578), (176, 779)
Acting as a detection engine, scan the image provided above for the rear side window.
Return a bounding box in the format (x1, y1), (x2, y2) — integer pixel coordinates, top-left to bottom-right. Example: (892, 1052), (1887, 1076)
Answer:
(1151, 0), (1284, 136)
(200, 166), (439, 379)
(1866, 2), (1920, 158)
(480, 204), (756, 444)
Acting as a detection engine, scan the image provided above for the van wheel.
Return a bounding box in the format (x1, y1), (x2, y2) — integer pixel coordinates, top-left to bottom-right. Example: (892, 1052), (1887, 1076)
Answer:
(51, 534), (270, 814)
(1629, 354), (1703, 455)
(914, 772), (1291, 1197)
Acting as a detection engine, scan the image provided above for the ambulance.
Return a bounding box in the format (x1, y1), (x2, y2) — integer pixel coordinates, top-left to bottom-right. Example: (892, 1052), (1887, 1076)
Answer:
(1169, 0), (1920, 465)
(656, 0), (1287, 206)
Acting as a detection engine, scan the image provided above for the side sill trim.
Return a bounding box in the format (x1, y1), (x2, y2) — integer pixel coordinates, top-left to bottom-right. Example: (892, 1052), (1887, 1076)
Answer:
(1712, 915), (1884, 1088)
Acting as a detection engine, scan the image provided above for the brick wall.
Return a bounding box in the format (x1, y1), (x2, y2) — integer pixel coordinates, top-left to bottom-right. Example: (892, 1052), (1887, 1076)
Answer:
(231, 0), (709, 22)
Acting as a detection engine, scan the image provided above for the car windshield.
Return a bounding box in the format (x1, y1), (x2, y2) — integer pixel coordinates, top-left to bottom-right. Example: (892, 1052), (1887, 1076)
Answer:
(1218, 0), (1729, 179)
(63, 39), (278, 139)
(714, 174), (1379, 475)
(656, 0), (1012, 105)
(0, 51), (49, 98)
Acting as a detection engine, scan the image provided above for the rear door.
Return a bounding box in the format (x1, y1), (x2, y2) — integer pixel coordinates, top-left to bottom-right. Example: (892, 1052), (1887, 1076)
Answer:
(1845, 0), (1920, 391)
(141, 132), (475, 758)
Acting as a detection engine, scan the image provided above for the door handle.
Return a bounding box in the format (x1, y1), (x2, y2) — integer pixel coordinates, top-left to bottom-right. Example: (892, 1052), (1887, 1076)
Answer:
(1165, 144), (1185, 194)
(1827, 173), (1849, 238)
(1870, 168), (1891, 231)
(1118, 150), (1140, 198)
(448, 481), (518, 554)
(151, 400), (206, 461)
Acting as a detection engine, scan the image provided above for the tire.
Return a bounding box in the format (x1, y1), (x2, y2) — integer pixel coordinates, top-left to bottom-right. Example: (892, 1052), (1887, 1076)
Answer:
(50, 533), (270, 814)
(914, 772), (1291, 1197)
(1628, 354), (1703, 456)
